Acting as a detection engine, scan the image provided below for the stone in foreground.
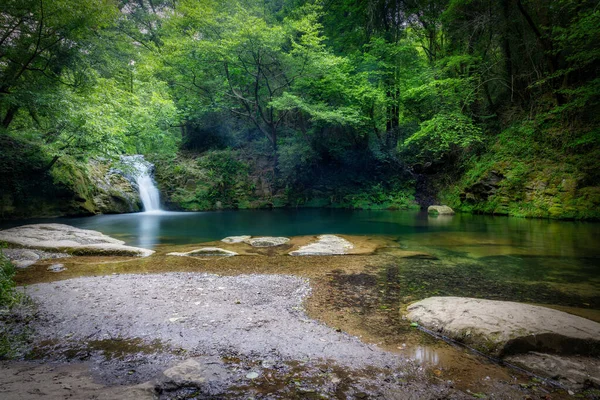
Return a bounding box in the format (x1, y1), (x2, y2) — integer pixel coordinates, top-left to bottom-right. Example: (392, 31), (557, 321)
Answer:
(161, 357), (229, 387)
(244, 237), (290, 247)
(168, 247), (238, 257)
(221, 235), (251, 244)
(0, 224), (154, 257)
(407, 297), (600, 356)
(289, 235), (354, 256)
(427, 205), (455, 215)
(2, 248), (70, 268)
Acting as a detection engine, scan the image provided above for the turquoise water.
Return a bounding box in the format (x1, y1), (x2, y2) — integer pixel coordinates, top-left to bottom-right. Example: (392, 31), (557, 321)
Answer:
(2, 209), (599, 254)
(3, 209), (599, 306)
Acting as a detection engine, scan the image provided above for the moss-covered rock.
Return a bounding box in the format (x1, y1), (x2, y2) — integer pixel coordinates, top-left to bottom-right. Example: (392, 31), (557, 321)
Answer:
(0, 135), (142, 219)
(441, 124), (600, 220)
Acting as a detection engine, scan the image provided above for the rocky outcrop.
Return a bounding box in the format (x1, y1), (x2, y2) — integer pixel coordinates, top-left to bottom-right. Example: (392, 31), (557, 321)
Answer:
(167, 247), (238, 257)
(289, 235), (354, 256)
(407, 297), (600, 388)
(0, 224), (154, 257)
(245, 237), (290, 247)
(459, 171), (504, 204)
(427, 205), (455, 215)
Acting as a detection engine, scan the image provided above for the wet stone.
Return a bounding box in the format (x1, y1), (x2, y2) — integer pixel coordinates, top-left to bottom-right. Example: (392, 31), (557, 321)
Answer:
(245, 237), (290, 247)
(167, 247), (238, 257)
(221, 236), (251, 244)
(47, 264), (67, 273)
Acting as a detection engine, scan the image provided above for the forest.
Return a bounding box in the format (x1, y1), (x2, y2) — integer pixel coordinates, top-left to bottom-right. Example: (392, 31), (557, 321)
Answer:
(1, 0), (599, 219)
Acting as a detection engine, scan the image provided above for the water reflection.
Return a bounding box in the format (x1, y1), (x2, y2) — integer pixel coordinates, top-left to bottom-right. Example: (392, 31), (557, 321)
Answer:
(412, 346), (441, 366)
(137, 213), (161, 248)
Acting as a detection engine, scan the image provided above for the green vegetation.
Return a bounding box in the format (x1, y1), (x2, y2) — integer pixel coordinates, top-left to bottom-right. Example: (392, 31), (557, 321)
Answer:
(1, 0), (598, 219)
(0, 249), (19, 308)
(0, 248), (32, 359)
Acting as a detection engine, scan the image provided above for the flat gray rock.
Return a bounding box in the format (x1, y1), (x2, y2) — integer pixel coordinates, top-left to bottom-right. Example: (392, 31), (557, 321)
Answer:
(289, 235), (354, 256)
(244, 237), (290, 247)
(0, 224), (154, 257)
(167, 247), (238, 257)
(427, 205), (455, 215)
(2, 248), (70, 268)
(221, 235), (251, 244)
(407, 297), (600, 356)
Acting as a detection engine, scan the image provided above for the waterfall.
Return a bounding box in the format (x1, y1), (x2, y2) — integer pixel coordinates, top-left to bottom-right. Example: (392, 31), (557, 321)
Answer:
(120, 155), (161, 212)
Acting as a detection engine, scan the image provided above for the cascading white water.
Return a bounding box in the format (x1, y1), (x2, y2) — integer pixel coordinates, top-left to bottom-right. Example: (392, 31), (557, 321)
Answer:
(137, 170), (161, 212)
(121, 155), (161, 212)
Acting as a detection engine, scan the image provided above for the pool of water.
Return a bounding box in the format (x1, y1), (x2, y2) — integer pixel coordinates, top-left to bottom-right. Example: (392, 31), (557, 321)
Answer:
(3, 209), (600, 300)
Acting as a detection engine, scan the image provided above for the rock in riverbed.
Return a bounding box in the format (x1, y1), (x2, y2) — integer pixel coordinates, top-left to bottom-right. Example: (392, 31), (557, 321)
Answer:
(0, 224), (154, 257)
(245, 237), (290, 247)
(407, 296), (600, 388)
(289, 235), (354, 256)
(167, 247), (238, 257)
(221, 235), (251, 244)
(407, 297), (600, 356)
(2, 248), (70, 268)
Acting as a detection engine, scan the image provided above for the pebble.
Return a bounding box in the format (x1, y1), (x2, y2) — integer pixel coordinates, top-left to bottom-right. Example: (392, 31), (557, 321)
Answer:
(246, 372), (259, 379)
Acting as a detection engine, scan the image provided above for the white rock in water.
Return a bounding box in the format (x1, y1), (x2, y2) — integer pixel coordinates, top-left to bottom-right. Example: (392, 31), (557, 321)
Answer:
(0, 224), (154, 257)
(427, 205), (455, 215)
(167, 247), (238, 257)
(221, 235), (251, 244)
(289, 235), (354, 256)
(244, 237), (290, 247)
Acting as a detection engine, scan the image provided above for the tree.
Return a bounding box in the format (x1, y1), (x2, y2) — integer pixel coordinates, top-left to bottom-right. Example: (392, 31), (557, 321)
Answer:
(0, 0), (119, 129)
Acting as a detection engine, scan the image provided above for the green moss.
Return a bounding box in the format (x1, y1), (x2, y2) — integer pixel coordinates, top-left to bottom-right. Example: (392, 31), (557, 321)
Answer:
(441, 123), (600, 220)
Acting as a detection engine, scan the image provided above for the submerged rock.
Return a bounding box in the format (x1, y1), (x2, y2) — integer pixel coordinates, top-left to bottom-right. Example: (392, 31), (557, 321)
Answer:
(289, 235), (354, 256)
(244, 237), (290, 247)
(0, 224), (154, 257)
(167, 247), (238, 257)
(427, 205), (455, 215)
(221, 235), (251, 244)
(47, 264), (67, 273)
(407, 297), (600, 356)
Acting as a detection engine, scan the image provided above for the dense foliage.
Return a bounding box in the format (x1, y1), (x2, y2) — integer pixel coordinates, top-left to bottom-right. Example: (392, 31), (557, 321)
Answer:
(1, 0), (598, 218)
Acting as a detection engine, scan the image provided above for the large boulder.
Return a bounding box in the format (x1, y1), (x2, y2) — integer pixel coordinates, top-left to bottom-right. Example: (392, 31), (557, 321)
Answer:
(407, 297), (600, 388)
(407, 297), (600, 356)
(289, 235), (354, 256)
(0, 224), (154, 257)
(427, 205), (455, 215)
